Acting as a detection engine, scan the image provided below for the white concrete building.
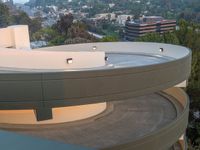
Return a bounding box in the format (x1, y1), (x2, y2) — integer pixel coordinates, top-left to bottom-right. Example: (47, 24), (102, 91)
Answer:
(0, 25), (30, 49)
(95, 13), (116, 20)
(0, 25), (191, 150)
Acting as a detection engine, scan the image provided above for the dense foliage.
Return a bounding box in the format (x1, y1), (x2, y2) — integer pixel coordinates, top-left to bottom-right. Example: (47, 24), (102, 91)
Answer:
(83, 19), (120, 38)
(137, 19), (200, 149)
(26, 0), (200, 22)
(32, 14), (97, 46)
(0, 3), (42, 36)
(0, 3), (10, 27)
(136, 32), (179, 45)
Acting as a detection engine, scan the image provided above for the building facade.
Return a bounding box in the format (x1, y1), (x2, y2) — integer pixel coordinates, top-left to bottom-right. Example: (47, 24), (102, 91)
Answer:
(125, 16), (176, 41)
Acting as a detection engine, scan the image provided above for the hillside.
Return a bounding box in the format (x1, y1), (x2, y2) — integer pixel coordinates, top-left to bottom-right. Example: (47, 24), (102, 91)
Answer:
(26, 0), (200, 21)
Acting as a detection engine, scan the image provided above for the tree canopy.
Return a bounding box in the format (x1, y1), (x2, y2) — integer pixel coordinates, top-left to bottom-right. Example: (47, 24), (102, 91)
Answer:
(0, 3), (10, 27)
(0, 3), (42, 37)
(33, 14), (97, 46)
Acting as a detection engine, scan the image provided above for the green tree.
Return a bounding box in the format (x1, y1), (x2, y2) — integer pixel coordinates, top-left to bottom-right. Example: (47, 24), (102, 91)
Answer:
(163, 32), (180, 45)
(54, 14), (74, 35)
(136, 32), (165, 43)
(32, 27), (59, 41)
(48, 35), (66, 46)
(0, 3), (10, 27)
(187, 50), (200, 106)
(100, 35), (119, 42)
(65, 37), (91, 45)
(176, 19), (189, 45)
(11, 11), (42, 37)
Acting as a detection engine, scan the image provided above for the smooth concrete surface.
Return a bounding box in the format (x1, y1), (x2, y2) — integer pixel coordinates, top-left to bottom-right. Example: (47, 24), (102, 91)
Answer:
(0, 49), (105, 69)
(37, 42), (190, 59)
(0, 42), (191, 121)
(106, 53), (173, 68)
(0, 130), (92, 150)
(0, 51), (191, 109)
(0, 92), (186, 150)
(0, 103), (106, 124)
(8, 25), (30, 49)
(0, 25), (30, 49)
(0, 27), (13, 47)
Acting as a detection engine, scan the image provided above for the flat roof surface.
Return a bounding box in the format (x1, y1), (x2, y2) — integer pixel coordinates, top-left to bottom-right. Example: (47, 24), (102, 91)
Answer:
(0, 42), (189, 72)
(0, 93), (181, 149)
(0, 53), (173, 72)
(107, 53), (173, 68)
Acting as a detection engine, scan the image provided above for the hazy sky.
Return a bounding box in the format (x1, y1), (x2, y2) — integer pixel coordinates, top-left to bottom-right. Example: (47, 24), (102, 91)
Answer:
(13, 0), (29, 4)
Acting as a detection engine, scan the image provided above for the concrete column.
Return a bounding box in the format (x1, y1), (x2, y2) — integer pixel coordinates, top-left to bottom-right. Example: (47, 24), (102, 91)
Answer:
(34, 108), (53, 121)
(8, 25), (31, 50)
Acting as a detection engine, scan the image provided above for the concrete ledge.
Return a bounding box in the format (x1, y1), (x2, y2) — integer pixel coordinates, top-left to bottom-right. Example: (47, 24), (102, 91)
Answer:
(0, 42), (191, 122)
(0, 45), (191, 109)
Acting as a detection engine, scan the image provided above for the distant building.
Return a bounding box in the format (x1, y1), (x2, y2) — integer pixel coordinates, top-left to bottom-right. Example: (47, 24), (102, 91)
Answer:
(108, 3), (115, 8)
(95, 13), (116, 21)
(1, 0), (13, 5)
(125, 16), (176, 41)
(116, 15), (133, 26)
(15, 4), (35, 17)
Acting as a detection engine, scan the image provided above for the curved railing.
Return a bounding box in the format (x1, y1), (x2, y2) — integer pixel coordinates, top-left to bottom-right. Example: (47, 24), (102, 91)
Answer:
(0, 43), (191, 109)
(0, 42), (191, 122)
(0, 42), (191, 150)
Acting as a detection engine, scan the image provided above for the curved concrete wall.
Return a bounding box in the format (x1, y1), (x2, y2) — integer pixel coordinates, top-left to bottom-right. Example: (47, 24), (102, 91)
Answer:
(102, 87), (189, 150)
(0, 43), (191, 108)
(0, 51), (190, 109)
(37, 42), (190, 59)
(0, 42), (191, 121)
